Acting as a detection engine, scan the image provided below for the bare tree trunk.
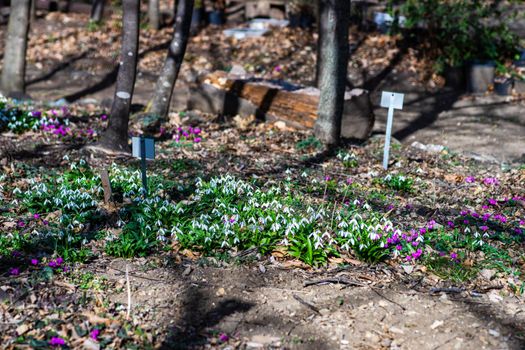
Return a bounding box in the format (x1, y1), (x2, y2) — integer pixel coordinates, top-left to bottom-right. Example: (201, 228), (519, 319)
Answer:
(314, 0), (350, 145)
(149, 0), (194, 119)
(314, 0), (322, 87)
(148, 0), (160, 30)
(98, 0), (140, 151)
(30, 0), (36, 23)
(91, 0), (106, 22)
(61, 0), (72, 12)
(1, 0), (31, 96)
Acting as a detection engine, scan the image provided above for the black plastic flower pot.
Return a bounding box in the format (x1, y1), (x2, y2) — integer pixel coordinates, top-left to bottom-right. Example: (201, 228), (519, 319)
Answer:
(494, 78), (513, 96)
(208, 10), (224, 25)
(444, 65), (466, 90)
(288, 14), (300, 28)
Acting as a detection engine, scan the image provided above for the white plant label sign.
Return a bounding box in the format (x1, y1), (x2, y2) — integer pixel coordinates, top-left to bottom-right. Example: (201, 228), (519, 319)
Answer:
(132, 137), (155, 160)
(380, 91), (404, 170)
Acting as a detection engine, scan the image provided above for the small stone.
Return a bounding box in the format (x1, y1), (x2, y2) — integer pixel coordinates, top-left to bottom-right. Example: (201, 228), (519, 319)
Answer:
(245, 341), (264, 349)
(401, 265), (413, 274)
(16, 324), (29, 335)
(488, 329), (500, 337)
(182, 266), (192, 276)
(480, 269), (496, 280)
(381, 338), (392, 347)
(389, 326), (404, 334)
(258, 264), (266, 273)
(319, 308), (330, 316)
(430, 320), (444, 330)
(83, 339), (100, 350)
(216, 287), (226, 297)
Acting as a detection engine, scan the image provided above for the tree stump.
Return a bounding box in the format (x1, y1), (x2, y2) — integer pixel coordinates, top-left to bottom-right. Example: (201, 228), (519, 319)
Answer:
(188, 71), (375, 140)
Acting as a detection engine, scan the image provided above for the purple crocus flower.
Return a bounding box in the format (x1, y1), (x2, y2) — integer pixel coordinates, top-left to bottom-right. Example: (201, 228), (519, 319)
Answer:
(49, 336), (65, 347)
(31, 258), (39, 266)
(100, 114), (108, 121)
(90, 329), (100, 341)
(9, 267), (20, 276)
(465, 176), (476, 183)
(219, 333), (229, 342)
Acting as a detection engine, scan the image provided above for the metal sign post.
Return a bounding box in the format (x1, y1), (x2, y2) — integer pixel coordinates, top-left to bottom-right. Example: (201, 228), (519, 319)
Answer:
(380, 91), (404, 170)
(132, 136), (155, 197)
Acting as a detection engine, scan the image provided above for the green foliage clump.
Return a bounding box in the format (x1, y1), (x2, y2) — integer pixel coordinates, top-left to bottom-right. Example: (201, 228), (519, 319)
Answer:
(337, 150), (359, 168)
(401, 0), (519, 71)
(383, 174), (413, 192)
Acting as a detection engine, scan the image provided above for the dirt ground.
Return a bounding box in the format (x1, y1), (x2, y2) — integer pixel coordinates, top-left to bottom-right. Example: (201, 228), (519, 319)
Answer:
(5, 11), (521, 166)
(94, 257), (525, 350)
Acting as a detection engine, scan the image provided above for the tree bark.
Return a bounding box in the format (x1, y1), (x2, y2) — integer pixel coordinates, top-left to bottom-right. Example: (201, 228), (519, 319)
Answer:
(149, 0), (194, 119)
(30, 0), (37, 23)
(91, 0), (106, 22)
(314, 0), (350, 145)
(98, 0), (140, 151)
(1, 0), (31, 96)
(148, 0), (160, 30)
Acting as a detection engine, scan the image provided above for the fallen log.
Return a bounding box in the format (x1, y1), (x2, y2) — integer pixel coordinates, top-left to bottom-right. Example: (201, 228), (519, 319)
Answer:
(188, 70), (375, 140)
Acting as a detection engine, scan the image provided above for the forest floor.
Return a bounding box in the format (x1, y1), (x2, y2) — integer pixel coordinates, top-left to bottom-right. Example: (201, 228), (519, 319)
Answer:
(0, 9), (522, 163)
(0, 8), (524, 350)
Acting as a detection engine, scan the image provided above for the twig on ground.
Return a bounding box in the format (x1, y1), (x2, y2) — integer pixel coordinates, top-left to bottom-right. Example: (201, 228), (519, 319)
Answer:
(429, 287), (465, 294)
(304, 277), (366, 288)
(108, 266), (169, 283)
(371, 287), (406, 311)
(473, 285), (504, 293)
(126, 265), (131, 319)
(292, 293), (320, 314)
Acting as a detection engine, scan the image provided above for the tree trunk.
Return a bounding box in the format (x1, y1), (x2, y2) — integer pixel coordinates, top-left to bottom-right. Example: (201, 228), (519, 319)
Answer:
(30, 0), (37, 23)
(91, 0), (105, 22)
(1, 0), (31, 96)
(314, 0), (322, 87)
(149, 0), (194, 119)
(148, 0), (160, 30)
(314, 0), (350, 145)
(98, 0), (140, 151)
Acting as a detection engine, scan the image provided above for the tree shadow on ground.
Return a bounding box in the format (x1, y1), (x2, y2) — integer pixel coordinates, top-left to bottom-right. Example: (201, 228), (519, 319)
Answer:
(60, 40), (172, 102)
(160, 286), (254, 349)
(26, 50), (92, 87)
(456, 297), (525, 346)
(392, 89), (464, 141)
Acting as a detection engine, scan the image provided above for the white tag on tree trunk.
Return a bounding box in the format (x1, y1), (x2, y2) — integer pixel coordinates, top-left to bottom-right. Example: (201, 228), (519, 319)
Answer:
(381, 91), (404, 170)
